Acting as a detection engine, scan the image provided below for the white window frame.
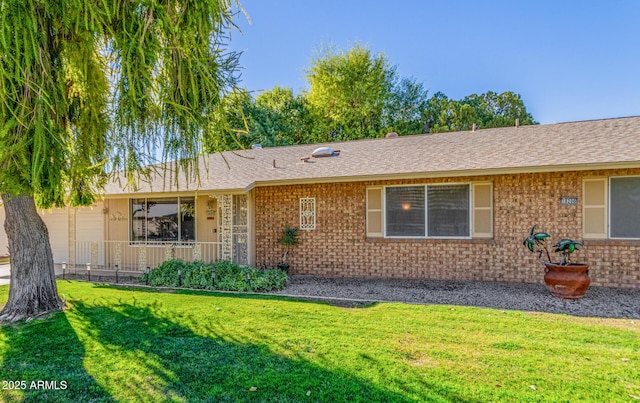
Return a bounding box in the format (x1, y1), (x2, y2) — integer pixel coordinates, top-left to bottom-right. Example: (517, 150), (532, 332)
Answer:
(300, 197), (316, 230)
(472, 182), (493, 238)
(129, 196), (196, 244)
(609, 175), (640, 240)
(383, 183), (472, 240)
(366, 187), (384, 237)
(583, 178), (608, 240)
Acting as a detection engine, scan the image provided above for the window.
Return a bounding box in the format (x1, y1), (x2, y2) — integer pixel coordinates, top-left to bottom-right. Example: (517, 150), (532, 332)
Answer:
(427, 185), (469, 237)
(583, 176), (640, 240)
(386, 186), (425, 236)
(610, 177), (640, 238)
(367, 183), (491, 239)
(583, 178), (607, 239)
(472, 183), (493, 238)
(131, 197), (195, 242)
(366, 188), (383, 237)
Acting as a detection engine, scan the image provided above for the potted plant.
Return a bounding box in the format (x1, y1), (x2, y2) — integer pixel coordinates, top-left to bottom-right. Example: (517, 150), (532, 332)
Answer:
(277, 225), (299, 273)
(523, 225), (590, 299)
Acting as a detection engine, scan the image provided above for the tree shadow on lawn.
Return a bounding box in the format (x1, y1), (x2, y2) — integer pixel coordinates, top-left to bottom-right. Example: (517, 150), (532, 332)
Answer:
(91, 283), (382, 309)
(69, 299), (475, 402)
(0, 311), (111, 402)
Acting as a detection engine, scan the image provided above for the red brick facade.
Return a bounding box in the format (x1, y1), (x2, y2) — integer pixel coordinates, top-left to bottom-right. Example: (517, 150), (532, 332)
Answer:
(255, 169), (640, 288)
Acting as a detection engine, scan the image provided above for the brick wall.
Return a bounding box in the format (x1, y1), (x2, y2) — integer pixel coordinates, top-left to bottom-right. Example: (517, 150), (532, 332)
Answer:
(254, 169), (640, 288)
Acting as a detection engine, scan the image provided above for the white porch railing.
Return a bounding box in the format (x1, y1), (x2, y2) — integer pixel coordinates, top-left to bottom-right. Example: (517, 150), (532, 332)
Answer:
(72, 241), (221, 272)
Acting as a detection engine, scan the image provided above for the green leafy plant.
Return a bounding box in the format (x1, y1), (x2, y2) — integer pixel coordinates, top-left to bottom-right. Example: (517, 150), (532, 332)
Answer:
(523, 225), (584, 265)
(142, 260), (288, 292)
(277, 225), (299, 271)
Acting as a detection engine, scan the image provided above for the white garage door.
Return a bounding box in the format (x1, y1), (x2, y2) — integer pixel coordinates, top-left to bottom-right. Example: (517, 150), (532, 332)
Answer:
(40, 207), (70, 263)
(75, 203), (105, 265)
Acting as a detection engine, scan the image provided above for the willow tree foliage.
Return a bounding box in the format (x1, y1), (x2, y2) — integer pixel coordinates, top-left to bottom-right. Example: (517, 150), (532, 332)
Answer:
(0, 0), (241, 322)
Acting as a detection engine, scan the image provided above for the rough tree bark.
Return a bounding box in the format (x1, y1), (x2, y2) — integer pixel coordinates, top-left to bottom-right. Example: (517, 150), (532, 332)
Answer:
(0, 194), (64, 323)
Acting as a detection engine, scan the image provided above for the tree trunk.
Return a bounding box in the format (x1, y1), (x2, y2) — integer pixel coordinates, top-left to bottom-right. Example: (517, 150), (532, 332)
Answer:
(0, 194), (64, 323)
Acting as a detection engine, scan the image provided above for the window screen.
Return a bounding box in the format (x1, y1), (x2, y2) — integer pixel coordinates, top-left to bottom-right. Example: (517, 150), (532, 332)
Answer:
(610, 177), (640, 238)
(385, 187), (425, 237)
(427, 185), (470, 237)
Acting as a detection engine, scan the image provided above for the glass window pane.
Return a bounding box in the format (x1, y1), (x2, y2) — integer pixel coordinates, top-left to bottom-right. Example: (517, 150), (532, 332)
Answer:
(610, 177), (640, 238)
(428, 185), (470, 237)
(180, 198), (195, 241)
(146, 198), (179, 242)
(385, 187), (425, 237)
(131, 199), (147, 241)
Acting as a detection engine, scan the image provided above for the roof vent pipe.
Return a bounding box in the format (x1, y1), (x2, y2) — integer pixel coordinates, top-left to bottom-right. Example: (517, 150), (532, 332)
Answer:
(472, 123), (477, 132)
(515, 118), (520, 128)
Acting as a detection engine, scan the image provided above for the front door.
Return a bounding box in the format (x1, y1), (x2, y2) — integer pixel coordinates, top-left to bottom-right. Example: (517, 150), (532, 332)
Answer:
(218, 194), (248, 265)
(232, 194), (248, 265)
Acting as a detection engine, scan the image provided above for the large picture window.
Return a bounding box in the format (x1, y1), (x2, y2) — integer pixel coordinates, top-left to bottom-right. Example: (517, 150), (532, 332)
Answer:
(384, 184), (471, 238)
(610, 177), (640, 238)
(131, 197), (195, 242)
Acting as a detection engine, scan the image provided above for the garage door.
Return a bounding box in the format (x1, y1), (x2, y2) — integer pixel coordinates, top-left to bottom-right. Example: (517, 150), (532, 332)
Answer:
(75, 203), (105, 265)
(40, 208), (70, 263)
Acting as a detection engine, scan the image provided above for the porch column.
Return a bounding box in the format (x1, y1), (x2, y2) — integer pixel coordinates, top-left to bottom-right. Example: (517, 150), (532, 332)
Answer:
(220, 194), (233, 261)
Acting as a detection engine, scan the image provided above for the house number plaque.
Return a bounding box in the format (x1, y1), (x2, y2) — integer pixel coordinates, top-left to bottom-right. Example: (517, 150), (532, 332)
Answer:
(560, 196), (578, 205)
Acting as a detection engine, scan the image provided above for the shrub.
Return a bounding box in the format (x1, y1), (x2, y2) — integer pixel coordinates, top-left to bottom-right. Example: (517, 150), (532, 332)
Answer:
(145, 259), (184, 287)
(142, 259), (288, 292)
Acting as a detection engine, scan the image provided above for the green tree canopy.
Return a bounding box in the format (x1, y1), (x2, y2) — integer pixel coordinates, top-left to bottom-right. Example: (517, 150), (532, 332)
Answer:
(255, 86), (311, 145)
(205, 44), (539, 150)
(384, 77), (430, 135)
(461, 91), (537, 129)
(305, 45), (395, 142)
(204, 86), (312, 152)
(424, 91), (537, 133)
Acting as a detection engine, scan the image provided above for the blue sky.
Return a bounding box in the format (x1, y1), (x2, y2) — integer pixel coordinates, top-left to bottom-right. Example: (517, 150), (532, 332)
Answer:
(228, 1), (640, 125)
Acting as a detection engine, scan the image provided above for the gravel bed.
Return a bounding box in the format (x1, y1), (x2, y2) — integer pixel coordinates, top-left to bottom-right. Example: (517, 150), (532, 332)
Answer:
(271, 276), (640, 319)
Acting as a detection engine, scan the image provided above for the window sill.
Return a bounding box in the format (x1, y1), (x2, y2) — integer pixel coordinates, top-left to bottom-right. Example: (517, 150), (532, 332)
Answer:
(366, 237), (494, 245)
(583, 239), (640, 247)
(128, 242), (196, 248)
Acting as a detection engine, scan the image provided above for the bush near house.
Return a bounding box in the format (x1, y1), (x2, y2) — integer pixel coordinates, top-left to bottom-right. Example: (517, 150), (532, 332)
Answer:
(142, 259), (288, 292)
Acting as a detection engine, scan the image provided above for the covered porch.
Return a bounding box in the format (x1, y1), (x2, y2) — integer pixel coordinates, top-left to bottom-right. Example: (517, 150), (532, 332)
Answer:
(56, 191), (255, 275)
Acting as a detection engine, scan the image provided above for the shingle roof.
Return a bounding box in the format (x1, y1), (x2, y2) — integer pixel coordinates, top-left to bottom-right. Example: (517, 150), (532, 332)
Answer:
(103, 116), (640, 195)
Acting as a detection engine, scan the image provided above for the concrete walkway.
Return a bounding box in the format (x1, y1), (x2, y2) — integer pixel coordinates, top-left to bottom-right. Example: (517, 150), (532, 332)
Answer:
(0, 263), (9, 286)
(0, 264), (67, 286)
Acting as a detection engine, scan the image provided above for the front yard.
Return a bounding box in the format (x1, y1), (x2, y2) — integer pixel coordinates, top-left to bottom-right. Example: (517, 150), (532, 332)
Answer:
(0, 281), (638, 402)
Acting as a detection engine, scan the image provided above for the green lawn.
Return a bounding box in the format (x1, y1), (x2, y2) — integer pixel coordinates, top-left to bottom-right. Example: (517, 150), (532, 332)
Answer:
(0, 281), (638, 402)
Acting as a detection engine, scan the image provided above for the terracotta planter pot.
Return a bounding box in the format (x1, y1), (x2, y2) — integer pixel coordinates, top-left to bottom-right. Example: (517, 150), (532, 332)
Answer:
(543, 262), (591, 299)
